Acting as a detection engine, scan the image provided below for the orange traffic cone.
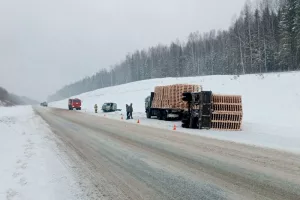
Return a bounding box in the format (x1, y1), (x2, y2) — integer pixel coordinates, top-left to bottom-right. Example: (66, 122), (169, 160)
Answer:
(173, 124), (177, 131)
(137, 119), (140, 124)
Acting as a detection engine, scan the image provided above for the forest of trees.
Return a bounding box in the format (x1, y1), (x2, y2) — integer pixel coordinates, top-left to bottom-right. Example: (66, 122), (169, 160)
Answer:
(0, 87), (38, 106)
(48, 0), (300, 101)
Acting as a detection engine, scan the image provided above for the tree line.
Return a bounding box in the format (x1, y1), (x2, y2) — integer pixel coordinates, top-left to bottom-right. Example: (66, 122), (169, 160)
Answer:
(48, 0), (300, 101)
(0, 87), (38, 106)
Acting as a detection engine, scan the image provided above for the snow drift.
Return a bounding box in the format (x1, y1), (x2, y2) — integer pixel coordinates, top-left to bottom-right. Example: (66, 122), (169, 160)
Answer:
(50, 72), (300, 153)
(0, 106), (86, 199)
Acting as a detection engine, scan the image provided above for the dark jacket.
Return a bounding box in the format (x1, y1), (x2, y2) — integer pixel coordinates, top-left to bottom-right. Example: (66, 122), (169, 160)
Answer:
(126, 104), (129, 112)
(129, 103), (133, 112)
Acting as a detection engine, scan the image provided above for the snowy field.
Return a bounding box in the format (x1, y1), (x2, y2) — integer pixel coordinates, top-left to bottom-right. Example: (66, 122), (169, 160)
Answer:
(50, 72), (300, 153)
(0, 106), (86, 200)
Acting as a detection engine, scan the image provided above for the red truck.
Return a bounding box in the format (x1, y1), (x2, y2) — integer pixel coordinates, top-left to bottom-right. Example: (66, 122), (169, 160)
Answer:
(68, 98), (82, 110)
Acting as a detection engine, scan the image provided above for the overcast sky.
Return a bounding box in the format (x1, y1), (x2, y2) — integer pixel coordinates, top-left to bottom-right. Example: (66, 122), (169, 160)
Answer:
(0, 0), (247, 101)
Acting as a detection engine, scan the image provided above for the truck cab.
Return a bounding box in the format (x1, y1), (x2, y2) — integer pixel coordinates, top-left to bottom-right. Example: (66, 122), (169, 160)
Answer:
(145, 93), (154, 118)
(145, 96), (151, 110)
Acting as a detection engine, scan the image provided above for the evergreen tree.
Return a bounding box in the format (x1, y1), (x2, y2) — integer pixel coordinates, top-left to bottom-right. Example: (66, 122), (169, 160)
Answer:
(47, 0), (300, 102)
(295, 0), (300, 68)
(279, 0), (297, 70)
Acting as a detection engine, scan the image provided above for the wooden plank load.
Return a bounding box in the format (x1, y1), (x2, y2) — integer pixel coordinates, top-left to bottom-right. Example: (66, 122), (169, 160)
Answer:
(211, 94), (243, 131)
(152, 84), (201, 109)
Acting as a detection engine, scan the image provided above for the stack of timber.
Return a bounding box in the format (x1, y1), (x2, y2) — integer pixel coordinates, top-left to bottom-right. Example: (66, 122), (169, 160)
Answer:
(152, 84), (201, 109)
(211, 95), (243, 130)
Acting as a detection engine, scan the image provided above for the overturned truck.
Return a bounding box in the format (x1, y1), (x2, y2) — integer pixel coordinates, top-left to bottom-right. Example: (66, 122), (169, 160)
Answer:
(145, 84), (243, 131)
(181, 92), (243, 130)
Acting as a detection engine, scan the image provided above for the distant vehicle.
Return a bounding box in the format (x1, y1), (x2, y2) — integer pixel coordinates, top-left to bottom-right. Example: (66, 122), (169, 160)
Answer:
(102, 102), (120, 112)
(68, 98), (81, 110)
(40, 102), (48, 107)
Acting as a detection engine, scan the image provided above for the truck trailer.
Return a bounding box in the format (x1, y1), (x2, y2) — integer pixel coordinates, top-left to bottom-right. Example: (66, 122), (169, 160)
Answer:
(145, 84), (201, 120)
(145, 92), (184, 120)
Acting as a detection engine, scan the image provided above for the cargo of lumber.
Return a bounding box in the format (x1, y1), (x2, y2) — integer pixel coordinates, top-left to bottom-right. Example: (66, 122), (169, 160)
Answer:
(152, 84), (201, 109)
(211, 94), (243, 131)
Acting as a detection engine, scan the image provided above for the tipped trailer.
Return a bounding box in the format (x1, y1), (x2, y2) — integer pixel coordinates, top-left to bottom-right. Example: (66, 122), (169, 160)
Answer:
(181, 91), (243, 130)
(181, 91), (213, 129)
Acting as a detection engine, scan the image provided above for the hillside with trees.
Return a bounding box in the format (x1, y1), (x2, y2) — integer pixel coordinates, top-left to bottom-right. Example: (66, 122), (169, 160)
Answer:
(48, 0), (300, 102)
(0, 87), (38, 106)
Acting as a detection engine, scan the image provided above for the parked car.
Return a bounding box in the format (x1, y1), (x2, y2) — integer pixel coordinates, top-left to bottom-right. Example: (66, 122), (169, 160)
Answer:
(102, 102), (120, 112)
(40, 102), (48, 107)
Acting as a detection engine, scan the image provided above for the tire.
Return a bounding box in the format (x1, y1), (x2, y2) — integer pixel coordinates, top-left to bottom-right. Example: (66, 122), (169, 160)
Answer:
(162, 111), (168, 121)
(78, 107), (81, 110)
(182, 123), (188, 128)
(69, 107), (72, 110)
(146, 109), (151, 119)
(182, 111), (189, 119)
(157, 111), (163, 120)
(191, 117), (199, 129)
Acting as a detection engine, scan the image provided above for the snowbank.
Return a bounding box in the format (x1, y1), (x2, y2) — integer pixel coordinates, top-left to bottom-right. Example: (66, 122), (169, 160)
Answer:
(0, 106), (84, 200)
(50, 72), (300, 153)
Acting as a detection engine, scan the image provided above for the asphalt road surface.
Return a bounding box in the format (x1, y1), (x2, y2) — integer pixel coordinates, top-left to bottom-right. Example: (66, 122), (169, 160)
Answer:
(35, 107), (300, 200)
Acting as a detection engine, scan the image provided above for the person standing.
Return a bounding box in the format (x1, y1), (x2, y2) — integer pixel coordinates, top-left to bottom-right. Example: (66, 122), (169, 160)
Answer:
(126, 104), (130, 120)
(94, 104), (98, 113)
(129, 103), (133, 119)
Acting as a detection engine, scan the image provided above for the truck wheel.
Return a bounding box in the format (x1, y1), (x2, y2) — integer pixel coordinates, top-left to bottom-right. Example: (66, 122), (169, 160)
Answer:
(191, 117), (199, 129)
(162, 111), (168, 121)
(182, 123), (188, 128)
(157, 111), (163, 120)
(146, 110), (151, 119)
(69, 107), (72, 110)
(182, 119), (190, 124)
(78, 107), (81, 110)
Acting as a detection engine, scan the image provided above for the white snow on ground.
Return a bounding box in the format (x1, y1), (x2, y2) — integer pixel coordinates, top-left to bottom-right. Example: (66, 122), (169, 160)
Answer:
(50, 71), (300, 153)
(0, 106), (85, 200)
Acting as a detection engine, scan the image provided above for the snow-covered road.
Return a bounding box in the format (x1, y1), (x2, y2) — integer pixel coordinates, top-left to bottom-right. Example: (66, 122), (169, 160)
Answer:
(0, 106), (87, 200)
(2, 105), (300, 199)
(34, 106), (300, 200)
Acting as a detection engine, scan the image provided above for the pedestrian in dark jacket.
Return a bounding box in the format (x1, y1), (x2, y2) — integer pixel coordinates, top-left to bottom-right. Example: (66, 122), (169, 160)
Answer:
(94, 104), (98, 113)
(129, 103), (133, 119)
(126, 104), (130, 120)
